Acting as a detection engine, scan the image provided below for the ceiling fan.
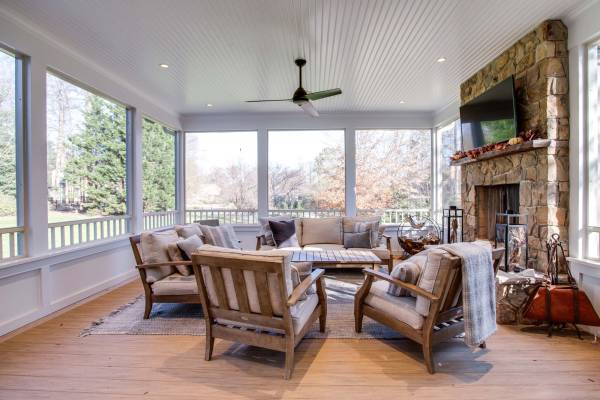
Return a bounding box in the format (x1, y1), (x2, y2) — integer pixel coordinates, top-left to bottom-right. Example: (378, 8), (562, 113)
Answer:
(246, 58), (342, 117)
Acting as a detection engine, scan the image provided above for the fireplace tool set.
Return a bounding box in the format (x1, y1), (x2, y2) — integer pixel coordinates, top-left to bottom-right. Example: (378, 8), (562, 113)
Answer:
(523, 234), (600, 338)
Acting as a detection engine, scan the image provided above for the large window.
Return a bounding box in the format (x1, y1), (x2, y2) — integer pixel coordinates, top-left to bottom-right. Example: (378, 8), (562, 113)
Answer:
(438, 120), (462, 210)
(185, 131), (257, 224)
(0, 49), (23, 259)
(46, 72), (129, 248)
(268, 130), (345, 217)
(587, 40), (600, 259)
(356, 129), (431, 223)
(142, 118), (176, 229)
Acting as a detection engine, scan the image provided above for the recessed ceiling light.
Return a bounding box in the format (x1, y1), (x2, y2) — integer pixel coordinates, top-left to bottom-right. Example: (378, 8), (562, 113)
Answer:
(206, 103), (213, 107)
(399, 100), (406, 104)
(159, 63), (169, 69)
(436, 57), (447, 63)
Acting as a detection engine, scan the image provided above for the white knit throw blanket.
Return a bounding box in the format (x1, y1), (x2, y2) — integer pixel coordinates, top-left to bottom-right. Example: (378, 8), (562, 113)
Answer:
(439, 241), (496, 346)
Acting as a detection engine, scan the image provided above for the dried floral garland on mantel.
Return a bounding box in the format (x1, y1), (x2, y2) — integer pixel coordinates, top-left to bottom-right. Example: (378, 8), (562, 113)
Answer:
(450, 130), (539, 161)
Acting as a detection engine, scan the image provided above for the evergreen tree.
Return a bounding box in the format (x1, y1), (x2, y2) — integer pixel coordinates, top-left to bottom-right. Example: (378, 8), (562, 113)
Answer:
(64, 95), (127, 215)
(142, 119), (176, 211)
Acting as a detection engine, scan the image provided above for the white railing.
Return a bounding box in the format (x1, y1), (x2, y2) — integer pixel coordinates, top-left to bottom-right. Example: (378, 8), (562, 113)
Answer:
(0, 226), (25, 261)
(143, 210), (179, 230)
(358, 208), (431, 224)
(268, 209), (345, 218)
(186, 209), (258, 225)
(184, 208), (429, 225)
(48, 215), (130, 250)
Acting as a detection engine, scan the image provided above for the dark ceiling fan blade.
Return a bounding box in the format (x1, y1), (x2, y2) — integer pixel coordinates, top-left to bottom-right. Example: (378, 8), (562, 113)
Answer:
(299, 100), (319, 117)
(305, 88), (342, 101)
(245, 99), (292, 103)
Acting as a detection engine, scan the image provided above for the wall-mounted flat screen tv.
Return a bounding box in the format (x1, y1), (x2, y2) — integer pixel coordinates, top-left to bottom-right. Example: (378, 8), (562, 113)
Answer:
(460, 76), (517, 151)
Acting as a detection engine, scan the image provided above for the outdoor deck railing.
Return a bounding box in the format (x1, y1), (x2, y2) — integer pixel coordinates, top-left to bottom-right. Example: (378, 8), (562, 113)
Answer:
(48, 215), (130, 250)
(184, 208), (430, 225)
(143, 210), (179, 230)
(0, 226), (25, 261)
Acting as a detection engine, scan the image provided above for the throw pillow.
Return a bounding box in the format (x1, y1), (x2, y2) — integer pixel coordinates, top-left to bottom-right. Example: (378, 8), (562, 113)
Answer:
(343, 230), (372, 249)
(140, 230), (178, 283)
(300, 217), (343, 245)
(343, 216), (381, 247)
(292, 261), (315, 295)
(387, 259), (422, 296)
(258, 215), (292, 246)
(177, 234), (204, 259)
(167, 243), (193, 276)
(175, 224), (203, 239)
(269, 219), (299, 248)
(415, 248), (448, 316)
(199, 225), (241, 249)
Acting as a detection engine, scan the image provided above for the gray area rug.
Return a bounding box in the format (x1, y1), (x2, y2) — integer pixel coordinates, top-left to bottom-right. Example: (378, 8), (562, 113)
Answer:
(81, 271), (404, 339)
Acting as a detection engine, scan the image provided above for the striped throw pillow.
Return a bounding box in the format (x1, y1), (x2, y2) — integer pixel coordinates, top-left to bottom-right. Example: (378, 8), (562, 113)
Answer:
(387, 259), (422, 296)
(199, 225), (241, 249)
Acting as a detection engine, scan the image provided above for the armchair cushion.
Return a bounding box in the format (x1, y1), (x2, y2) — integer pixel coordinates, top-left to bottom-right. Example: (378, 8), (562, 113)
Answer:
(140, 230), (179, 283)
(365, 280), (424, 329)
(199, 225), (241, 249)
(300, 217), (343, 245)
(152, 273), (198, 296)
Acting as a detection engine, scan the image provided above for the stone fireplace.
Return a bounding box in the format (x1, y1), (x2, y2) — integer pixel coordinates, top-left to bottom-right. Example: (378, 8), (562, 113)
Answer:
(456, 20), (570, 272)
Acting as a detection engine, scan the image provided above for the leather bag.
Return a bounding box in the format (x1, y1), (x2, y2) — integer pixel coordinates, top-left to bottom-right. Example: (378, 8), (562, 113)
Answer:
(523, 285), (600, 327)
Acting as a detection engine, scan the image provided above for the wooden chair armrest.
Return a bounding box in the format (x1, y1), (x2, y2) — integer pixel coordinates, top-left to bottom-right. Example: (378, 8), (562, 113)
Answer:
(136, 260), (193, 269)
(287, 268), (325, 307)
(382, 234), (392, 251)
(255, 234), (266, 250)
(363, 269), (439, 301)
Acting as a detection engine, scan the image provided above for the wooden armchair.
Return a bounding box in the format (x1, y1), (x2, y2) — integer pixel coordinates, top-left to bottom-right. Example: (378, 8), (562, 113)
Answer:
(191, 247), (327, 379)
(354, 247), (504, 373)
(129, 234), (202, 319)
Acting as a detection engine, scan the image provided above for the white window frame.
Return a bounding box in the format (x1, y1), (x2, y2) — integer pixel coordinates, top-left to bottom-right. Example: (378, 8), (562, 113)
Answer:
(45, 69), (133, 249)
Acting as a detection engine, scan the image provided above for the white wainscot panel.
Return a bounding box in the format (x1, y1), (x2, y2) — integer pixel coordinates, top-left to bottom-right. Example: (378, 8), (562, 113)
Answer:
(569, 259), (600, 337)
(50, 246), (135, 308)
(0, 269), (42, 332)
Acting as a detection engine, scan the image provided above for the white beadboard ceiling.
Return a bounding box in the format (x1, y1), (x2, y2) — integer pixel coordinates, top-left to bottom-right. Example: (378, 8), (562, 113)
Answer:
(0, 0), (588, 115)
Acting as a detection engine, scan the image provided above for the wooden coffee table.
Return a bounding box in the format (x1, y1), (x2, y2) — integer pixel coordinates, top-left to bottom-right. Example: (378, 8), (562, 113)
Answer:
(291, 249), (382, 270)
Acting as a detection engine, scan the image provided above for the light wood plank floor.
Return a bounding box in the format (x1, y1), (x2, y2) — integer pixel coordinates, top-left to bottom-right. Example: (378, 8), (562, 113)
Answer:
(1, 280), (600, 400)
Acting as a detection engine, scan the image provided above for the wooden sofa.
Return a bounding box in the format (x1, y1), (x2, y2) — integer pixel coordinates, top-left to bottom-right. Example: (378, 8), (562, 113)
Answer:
(354, 247), (504, 373)
(256, 216), (393, 272)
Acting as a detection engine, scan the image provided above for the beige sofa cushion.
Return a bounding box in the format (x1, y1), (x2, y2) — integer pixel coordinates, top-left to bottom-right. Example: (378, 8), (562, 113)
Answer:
(304, 243), (345, 251)
(140, 230), (179, 283)
(365, 280), (424, 329)
(194, 245), (294, 316)
(152, 273), (198, 295)
(300, 217), (343, 245)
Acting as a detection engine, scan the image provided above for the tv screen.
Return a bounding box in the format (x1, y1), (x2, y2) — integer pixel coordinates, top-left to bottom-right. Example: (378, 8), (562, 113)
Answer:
(460, 76), (517, 151)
